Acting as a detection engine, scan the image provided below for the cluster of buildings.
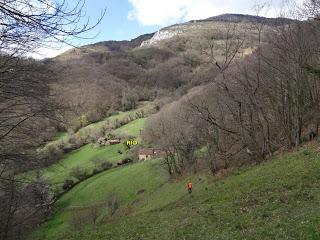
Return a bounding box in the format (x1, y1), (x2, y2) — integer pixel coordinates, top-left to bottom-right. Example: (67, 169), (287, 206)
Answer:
(98, 137), (166, 161)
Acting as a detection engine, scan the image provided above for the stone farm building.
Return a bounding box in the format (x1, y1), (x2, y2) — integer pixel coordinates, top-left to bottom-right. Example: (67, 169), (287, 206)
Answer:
(109, 139), (121, 145)
(138, 148), (166, 161)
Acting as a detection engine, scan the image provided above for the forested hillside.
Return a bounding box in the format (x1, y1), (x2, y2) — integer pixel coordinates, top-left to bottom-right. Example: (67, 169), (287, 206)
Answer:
(48, 14), (281, 132)
(0, 0), (319, 240)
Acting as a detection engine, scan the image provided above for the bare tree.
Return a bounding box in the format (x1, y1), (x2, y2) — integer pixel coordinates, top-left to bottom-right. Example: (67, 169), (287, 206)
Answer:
(0, 0), (106, 55)
(260, 20), (320, 147)
(303, 0), (320, 19)
(0, 1), (106, 239)
(147, 4), (320, 176)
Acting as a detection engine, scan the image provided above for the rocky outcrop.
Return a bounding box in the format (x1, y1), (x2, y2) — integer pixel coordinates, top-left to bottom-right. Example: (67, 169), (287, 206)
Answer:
(140, 26), (184, 47)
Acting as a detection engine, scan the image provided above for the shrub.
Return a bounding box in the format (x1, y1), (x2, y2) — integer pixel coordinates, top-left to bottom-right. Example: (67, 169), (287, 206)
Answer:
(123, 158), (133, 164)
(97, 137), (106, 146)
(88, 204), (101, 225)
(114, 119), (121, 128)
(69, 203), (102, 231)
(89, 128), (104, 143)
(68, 133), (77, 145)
(92, 158), (113, 171)
(62, 179), (74, 190)
(303, 149), (312, 156)
(69, 166), (88, 181)
(46, 144), (63, 158)
(135, 110), (145, 118)
(137, 189), (145, 195)
(79, 115), (89, 128)
(63, 144), (78, 153)
(41, 143), (64, 166)
(70, 210), (88, 231)
(92, 157), (105, 168)
(106, 133), (115, 140)
(105, 192), (119, 216)
(128, 114), (134, 121)
(101, 161), (113, 170)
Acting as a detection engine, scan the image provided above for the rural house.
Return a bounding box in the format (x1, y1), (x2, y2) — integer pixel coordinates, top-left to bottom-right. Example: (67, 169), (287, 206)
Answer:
(138, 148), (166, 161)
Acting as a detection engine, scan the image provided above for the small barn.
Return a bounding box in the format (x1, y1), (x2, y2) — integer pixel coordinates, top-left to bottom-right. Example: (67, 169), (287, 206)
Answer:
(108, 139), (121, 145)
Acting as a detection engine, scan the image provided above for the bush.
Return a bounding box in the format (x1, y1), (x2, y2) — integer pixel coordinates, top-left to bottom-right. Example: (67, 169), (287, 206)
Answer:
(89, 128), (104, 143)
(63, 179), (74, 190)
(101, 161), (113, 170)
(69, 167), (88, 181)
(70, 210), (88, 231)
(88, 204), (101, 225)
(106, 133), (115, 140)
(114, 119), (121, 129)
(137, 189), (145, 195)
(70, 204), (102, 230)
(105, 192), (119, 216)
(92, 158), (113, 171)
(303, 149), (312, 156)
(41, 143), (64, 166)
(122, 158), (133, 164)
(63, 144), (78, 153)
(135, 110), (145, 118)
(68, 133), (77, 145)
(97, 137), (106, 146)
(47, 143), (63, 158)
(128, 114), (134, 121)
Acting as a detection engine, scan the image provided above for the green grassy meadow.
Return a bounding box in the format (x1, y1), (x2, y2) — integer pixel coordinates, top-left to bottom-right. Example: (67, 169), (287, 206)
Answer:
(45, 101), (153, 151)
(31, 146), (320, 240)
(80, 101), (152, 131)
(40, 143), (127, 184)
(24, 107), (149, 189)
(115, 118), (146, 136)
(31, 159), (173, 239)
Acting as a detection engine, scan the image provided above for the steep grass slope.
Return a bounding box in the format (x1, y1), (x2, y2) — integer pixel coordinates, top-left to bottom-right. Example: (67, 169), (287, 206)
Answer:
(40, 143), (127, 184)
(32, 146), (320, 240)
(115, 118), (146, 136)
(31, 159), (173, 239)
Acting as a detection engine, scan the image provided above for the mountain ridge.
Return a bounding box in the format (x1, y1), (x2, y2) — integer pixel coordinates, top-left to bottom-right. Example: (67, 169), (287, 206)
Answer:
(200, 13), (293, 24)
(55, 13), (293, 59)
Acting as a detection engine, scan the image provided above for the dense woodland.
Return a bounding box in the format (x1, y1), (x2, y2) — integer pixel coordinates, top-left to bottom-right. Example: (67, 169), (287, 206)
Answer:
(0, 0), (319, 239)
(144, 17), (320, 175)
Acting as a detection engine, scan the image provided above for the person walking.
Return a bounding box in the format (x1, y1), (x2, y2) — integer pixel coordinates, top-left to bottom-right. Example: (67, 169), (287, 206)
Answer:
(187, 181), (193, 194)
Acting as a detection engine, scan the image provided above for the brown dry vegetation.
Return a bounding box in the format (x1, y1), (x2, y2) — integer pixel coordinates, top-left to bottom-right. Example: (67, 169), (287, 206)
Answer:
(49, 19), (279, 132)
(0, 1), (319, 239)
(144, 13), (320, 177)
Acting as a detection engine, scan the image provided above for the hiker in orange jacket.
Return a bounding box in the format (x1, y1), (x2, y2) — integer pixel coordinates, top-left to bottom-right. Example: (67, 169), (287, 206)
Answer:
(187, 181), (193, 194)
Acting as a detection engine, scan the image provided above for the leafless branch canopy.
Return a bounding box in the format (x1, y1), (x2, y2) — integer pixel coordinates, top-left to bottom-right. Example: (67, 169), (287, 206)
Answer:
(0, 0), (106, 55)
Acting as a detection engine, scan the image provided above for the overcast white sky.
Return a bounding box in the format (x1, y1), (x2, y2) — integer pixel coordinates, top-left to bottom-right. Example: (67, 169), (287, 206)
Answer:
(33, 0), (304, 59)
